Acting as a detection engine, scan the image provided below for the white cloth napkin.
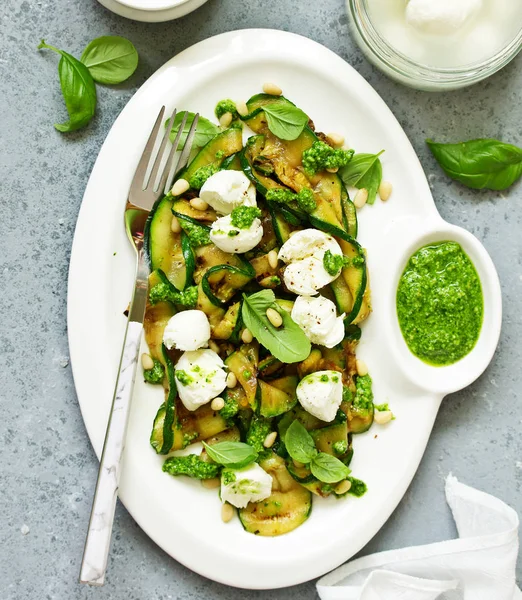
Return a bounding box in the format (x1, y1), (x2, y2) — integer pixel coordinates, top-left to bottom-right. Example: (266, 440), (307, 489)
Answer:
(317, 475), (521, 600)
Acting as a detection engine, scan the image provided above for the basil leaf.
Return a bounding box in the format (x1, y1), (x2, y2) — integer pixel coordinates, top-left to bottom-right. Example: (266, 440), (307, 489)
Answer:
(284, 420), (317, 464)
(427, 138), (522, 191)
(310, 452), (351, 484)
(339, 151), (384, 205)
(81, 35), (138, 85)
(38, 40), (97, 132)
(241, 290), (311, 363)
(263, 103), (308, 141)
(202, 441), (257, 469)
(168, 111), (220, 150)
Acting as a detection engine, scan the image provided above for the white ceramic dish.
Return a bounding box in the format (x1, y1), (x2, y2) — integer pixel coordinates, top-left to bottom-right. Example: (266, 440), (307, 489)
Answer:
(96, 0), (208, 22)
(68, 29), (502, 589)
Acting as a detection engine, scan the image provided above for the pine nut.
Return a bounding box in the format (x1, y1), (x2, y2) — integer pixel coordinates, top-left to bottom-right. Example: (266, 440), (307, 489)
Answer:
(379, 180), (393, 201)
(326, 132), (345, 148)
(170, 215), (181, 233)
(263, 431), (278, 448)
(221, 502), (235, 523)
(141, 353), (154, 371)
(354, 188), (368, 209)
(374, 410), (393, 425)
(208, 340), (220, 354)
(190, 197), (209, 211)
(326, 167), (339, 173)
(226, 372), (237, 388)
(241, 328), (253, 344)
(263, 82), (282, 96)
(236, 100), (249, 117)
(356, 359), (368, 376)
(335, 480), (352, 495)
(267, 249), (279, 270)
(219, 112), (233, 127)
(171, 178), (190, 197)
(201, 477), (220, 489)
(211, 397), (225, 411)
(293, 459), (304, 469)
(266, 308), (283, 328)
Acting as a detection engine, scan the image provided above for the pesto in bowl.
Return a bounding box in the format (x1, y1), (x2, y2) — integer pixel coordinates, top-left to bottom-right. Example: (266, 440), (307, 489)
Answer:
(397, 241), (483, 366)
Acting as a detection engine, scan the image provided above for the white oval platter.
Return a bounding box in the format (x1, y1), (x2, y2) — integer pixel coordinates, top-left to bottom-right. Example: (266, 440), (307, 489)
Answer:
(68, 29), (501, 589)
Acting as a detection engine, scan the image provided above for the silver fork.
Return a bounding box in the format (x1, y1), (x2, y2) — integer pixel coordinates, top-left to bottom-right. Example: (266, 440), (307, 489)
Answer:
(79, 106), (199, 587)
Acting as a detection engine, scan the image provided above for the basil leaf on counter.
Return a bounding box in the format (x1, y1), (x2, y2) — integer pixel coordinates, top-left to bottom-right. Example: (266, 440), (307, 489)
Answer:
(339, 151), (384, 205)
(284, 420), (318, 464)
(263, 103), (308, 141)
(241, 290), (311, 363)
(81, 35), (138, 85)
(427, 138), (522, 191)
(168, 111), (220, 149)
(310, 452), (351, 484)
(202, 441), (257, 469)
(38, 40), (97, 132)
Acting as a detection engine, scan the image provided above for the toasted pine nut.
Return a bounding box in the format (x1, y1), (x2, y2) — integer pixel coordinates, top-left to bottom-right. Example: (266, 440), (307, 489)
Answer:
(379, 180), (393, 201)
(201, 477), (220, 489)
(170, 215), (181, 233)
(326, 132), (345, 148)
(236, 100), (249, 117)
(221, 502), (235, 523)
(266, 308), (283, 328)
(374, 410), (393, 425)
(226, 372), (237, 388)
(263, 431), (278, 448)
(263, 82), (282, 96)
(219, 112), (233, 127)
(293, 459), (304, 469)
(241, 328), (253, 344)
(335, 480), (352, 495)
(268, 249), (279, 270)
(354, 188), (368, 209)
(171, 178), (190, 197)
(141, 353), (154, 371)
(190, 197), (209, 211)
(211, 397), (225, 411)
(326, 167), (339, 173)
(356, 359), (368, 376)
(208, 340), (220, 354)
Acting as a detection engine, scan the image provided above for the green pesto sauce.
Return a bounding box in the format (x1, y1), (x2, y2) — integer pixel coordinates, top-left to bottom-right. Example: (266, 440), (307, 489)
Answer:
(230, 206), (261, 229)
(397, 242), (483, 366)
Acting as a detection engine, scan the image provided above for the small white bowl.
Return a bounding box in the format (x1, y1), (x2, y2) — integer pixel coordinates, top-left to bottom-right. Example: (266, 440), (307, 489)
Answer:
(97, 0), (209, 22)
(115, 0), (189, 10)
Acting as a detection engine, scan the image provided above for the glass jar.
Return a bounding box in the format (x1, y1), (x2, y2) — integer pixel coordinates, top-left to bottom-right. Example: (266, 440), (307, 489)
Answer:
(347, 0), (522, 91)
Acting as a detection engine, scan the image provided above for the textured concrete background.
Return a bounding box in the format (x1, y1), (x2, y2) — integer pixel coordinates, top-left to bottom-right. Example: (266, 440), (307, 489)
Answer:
(1, 0), (521, 598)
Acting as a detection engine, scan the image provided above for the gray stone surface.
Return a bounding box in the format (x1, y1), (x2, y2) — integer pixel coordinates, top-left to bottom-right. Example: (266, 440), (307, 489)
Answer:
(1, 0), (521, 597)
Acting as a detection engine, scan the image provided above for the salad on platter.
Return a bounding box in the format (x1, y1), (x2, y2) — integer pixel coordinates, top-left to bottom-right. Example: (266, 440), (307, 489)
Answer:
(142, 86), (393, 536)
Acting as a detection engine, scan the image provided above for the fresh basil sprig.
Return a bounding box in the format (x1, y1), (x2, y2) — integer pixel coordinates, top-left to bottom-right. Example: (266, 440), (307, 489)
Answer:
(202, 441), (257, 469)
(80, 35), (138, 85)
(427, 138), (522, 191)
(241, 290), (311, 363)
(263, 103), (309, 141)
(339, 151), (384, 205)
(38, 40), (97, 132)
(285, 421), (350, 484)
(168, 111), (220, 150)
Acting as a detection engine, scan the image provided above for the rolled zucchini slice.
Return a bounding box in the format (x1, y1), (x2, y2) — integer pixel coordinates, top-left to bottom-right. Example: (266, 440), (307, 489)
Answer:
(239, 454), (312, 536)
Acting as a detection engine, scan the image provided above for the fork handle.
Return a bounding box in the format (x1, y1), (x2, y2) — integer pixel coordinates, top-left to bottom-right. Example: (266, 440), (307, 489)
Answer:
(80, 248), (149, 586)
